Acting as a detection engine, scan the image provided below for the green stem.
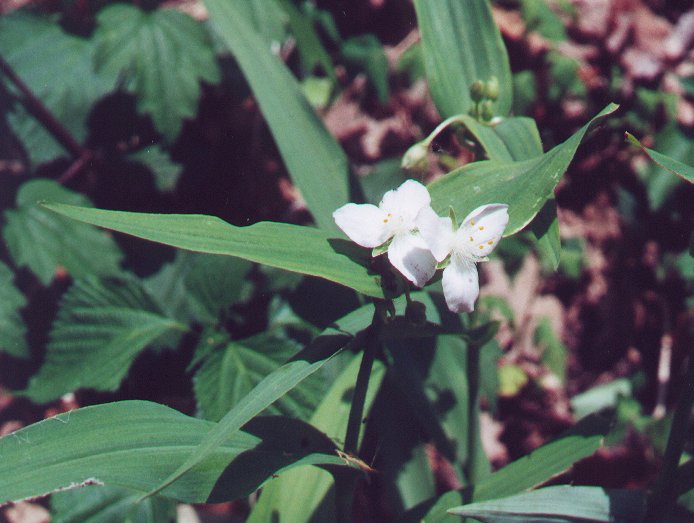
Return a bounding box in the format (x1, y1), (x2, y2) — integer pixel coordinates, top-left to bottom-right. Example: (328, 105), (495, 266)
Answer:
(644, 353), (694, 521)
(335, 302), (384, 522)
(423, 114), (468, 147)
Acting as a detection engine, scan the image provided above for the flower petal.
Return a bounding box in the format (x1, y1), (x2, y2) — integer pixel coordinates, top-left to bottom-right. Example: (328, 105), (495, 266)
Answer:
(380, 180), (431, 222)
(388, 232), (436, 287)
(458, 204), (509, 258)
(333, 203), (390, 248)
(415, 206), (455, 262)
(442, 254), (480, 313)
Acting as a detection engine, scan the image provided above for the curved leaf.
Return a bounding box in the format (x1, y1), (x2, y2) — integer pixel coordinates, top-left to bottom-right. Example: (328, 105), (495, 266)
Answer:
(204, 0), (350, 232)
(94, 4), (220, 141)
(42, 203), (383, 298)
(22, 276), (185, 403)
(3, 180), (123, 285)
(429, 104), (619, 236)
(0, 401), (348, 504)
(0, 261), (27, 358)
(414, 0), (513, 117)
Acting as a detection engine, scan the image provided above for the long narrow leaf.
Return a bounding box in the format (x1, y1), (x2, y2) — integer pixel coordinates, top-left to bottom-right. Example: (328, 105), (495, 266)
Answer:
(204, 0), (349, 231)
(42, 203), (383, 298)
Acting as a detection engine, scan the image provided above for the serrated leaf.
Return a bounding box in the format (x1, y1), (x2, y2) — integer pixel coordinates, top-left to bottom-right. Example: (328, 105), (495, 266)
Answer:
(145, 251), (251, 324)
(204, 0), (350, 232)
(127, 146), (182, 192)
(3, 180), (122, 285)
(51, 485), (176, 523)
(194, 332), (324, 422)
(247, 353), (386, 523)
(94, 4), (220, 141)
(42, 203), (384, 298)
(448, 485), (646, 522)
(429, 104), (618, 237)
(22, 276), (185, 403)
(0, 13), (116, 165)
(0, 400), (350, 504)
(0, 261), (28, 358)
(414, 0), (513, 118)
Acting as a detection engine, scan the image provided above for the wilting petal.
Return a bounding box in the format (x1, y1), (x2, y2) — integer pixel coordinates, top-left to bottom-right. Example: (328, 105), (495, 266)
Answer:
(457, 204), (509, 258)
(388, 233), (436, 287)
(416, 206), (455, 262)
(333, 203), (390, 248)
(380, 180), (431, 222)
(442, 254), (480, 313)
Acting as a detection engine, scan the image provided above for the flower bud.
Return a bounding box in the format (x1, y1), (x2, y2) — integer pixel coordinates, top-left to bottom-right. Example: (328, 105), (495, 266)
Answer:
(485, 77), (500, 101)
(479, 100), (495, 121)
(401, 142), (430, 171)
(470, 80), (485, 102)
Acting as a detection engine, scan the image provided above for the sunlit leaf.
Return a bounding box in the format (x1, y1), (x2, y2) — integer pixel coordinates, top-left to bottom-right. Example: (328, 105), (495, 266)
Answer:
(22, 276), (185, 403)
(94, 4), (220, 141)
(0, 401), (350, 504)
(3, 180), (122, 285)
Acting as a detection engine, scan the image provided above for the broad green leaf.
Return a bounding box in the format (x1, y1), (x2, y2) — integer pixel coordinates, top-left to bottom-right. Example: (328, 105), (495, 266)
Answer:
(429, 104), (619, 236)
(127, 146), (182, 192)
(398, 414), (611, 522)
(231, 0), (287, 48)
(0, 13), (115, 165)
(0, 261), (28, 358)
(22, 276), (185, 403)
(193, 332), (323, 422)
(94, 4), (220, 141)
(42, 203), (383, 298)
(3, 180), (122, 285)
(204, 0), (350, 232)
(414, 0), (513, 117)
(0, 401), (349, 504)
(626, 132), (694, 184)
(448, 485), (646, 522)
(570, 379), (632, 420)
(142, 347), (344, 500)
(145, 251), (251, 324)
(247, 352), (386, 523)
(51, 485), (176, 523)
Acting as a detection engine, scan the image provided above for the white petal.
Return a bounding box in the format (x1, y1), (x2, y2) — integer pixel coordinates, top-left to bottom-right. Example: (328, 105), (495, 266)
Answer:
(387, 232), (437, 287)
(333, 203), (391, 248)
(442, 254), (480, 313)
(458, 204), (509, 258)
(380, 179), (431, 222)
(415, 206), (455, 262)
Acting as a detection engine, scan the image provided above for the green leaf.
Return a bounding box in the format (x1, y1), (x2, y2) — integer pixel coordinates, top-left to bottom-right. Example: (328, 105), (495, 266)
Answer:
(22, 276), (185, 403)
(342, 34), (389, 103)
(94, 4), (220, 141)
(204, 0), (350, 232)
(194, 332), (323, 422)
(448, 485), (646, 522)
(414, 0), (513, 118)
(626, 132), (694, 184)
(127, 146), (182, 192)
(230, 0), (288, 48)
(0, 13), (116, 165)
(535, 316), (567, 384)
(145, 251), (251, 324)
(42, 203), (383, 298)
(142, 347), (343, 500)
(247, 352), (386, 523)
(520, 0), (568, 42)
(3, 180), (123, 285)
(0, 261), (28, 358)
(51, 485), (176, 523)
(0, 400), (349, 504)
(429, 104), (618, 236)
(570, 379), (633, 420)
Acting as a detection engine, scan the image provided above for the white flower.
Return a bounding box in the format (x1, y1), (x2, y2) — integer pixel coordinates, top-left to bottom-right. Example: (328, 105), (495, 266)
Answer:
(332, 180), (437, 287)
(417, 203), (509, 313)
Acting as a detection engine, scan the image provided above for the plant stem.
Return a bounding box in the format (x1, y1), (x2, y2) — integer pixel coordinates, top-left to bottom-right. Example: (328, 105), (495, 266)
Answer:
(335, 302), (384, 523)
(0, 54), (88, 160)
(644, 353), (694, 521)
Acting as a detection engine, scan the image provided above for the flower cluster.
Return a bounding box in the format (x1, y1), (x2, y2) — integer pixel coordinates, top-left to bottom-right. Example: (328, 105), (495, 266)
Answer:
(333, 180), (509, 313)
